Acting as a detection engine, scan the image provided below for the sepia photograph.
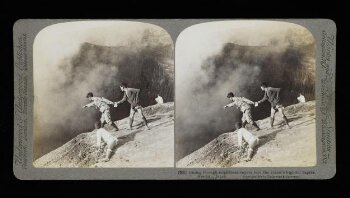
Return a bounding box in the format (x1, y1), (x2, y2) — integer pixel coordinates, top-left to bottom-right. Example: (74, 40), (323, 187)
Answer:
(175, 21), (316, 167)
(32, 21), (174, 168)
(12, 19), (336, 179)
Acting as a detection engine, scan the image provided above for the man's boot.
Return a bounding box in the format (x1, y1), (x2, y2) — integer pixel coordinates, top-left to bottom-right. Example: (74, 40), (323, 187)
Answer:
(270, 117), (274, 128)
(109, 122), (119, 131)
(252, 122), (261, 131)
(101, 121), (106, 128)
(99, 149), (112, 162)
(283, 116), (291, 129)
(129, 118), (134, 130)
(142, 117), (150, 130)
(245, 148), (253, 161)
(242, 121), (247, 128)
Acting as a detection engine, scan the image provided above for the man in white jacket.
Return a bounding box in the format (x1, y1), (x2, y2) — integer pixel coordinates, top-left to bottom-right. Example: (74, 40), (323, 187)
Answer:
(83, 92), (118, 131)
(224, 92), (261, 131)
(235, 122), (260, 161)
(94, 122), (118, 162)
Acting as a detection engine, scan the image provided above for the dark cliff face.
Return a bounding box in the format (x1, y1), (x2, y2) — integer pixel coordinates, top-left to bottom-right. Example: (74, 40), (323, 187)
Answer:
(34, 42), (174, 160)
(176, 41), (315, 161)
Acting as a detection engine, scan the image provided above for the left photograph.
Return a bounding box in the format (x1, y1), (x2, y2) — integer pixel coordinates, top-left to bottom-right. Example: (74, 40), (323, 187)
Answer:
(33, 21), (174, 168)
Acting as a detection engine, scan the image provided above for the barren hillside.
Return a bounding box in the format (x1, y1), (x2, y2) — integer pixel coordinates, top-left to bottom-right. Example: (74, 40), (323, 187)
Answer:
(176, 101), (316, 167)
(34, 102), (174, 168)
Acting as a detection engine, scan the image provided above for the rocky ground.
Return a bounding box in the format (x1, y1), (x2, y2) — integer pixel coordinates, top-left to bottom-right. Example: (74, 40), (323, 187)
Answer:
(34, 102), (174, 168)
(176, 101), (316, 167)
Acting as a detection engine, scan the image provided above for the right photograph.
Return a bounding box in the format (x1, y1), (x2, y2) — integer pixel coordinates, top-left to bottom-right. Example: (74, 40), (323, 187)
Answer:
(175, 20), (316, 167)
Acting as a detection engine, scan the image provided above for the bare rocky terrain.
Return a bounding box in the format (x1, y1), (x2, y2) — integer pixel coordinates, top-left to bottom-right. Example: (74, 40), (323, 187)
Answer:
(176, 101), (316, 167)
(34, 102), (174, 168)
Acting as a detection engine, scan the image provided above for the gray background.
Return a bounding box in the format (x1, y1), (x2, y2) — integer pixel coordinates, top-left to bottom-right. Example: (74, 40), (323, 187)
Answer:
(13, 19), (336, 179)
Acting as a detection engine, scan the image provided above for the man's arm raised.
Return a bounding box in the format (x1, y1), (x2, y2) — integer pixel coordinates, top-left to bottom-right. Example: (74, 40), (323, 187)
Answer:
(269, 87), (281, 92)
(128, 88), (140, 93)
(83, 102), (94, 108)
(224, 102), (236, 109)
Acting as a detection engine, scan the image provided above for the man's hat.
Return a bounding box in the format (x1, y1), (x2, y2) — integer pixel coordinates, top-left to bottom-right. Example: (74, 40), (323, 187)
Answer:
(227, 92), (234, 98)
(86, 92), (93, 98)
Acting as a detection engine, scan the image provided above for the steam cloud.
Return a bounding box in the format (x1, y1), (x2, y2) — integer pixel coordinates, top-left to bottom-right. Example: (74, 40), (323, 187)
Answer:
(34, 26), (174, 160)
(176, 25), (315, 161)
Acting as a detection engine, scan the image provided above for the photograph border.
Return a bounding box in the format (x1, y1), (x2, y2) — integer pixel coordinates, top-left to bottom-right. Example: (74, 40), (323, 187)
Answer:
(13, 19), (336, 179)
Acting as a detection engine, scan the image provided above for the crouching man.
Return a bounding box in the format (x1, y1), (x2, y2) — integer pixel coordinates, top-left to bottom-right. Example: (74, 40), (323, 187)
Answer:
(94, 122), (118, 162)
(235, 122), (260, 161)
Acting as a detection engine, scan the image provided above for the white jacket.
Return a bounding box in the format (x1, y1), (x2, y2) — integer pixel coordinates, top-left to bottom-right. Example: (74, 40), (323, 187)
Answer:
(227, 97), (254, 112)
(85, 97), (114, 112)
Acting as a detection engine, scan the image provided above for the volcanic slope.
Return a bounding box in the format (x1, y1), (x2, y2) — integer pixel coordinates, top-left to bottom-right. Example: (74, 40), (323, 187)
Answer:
(34, 102), (174, 168)
(176, 101), (316, 167)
